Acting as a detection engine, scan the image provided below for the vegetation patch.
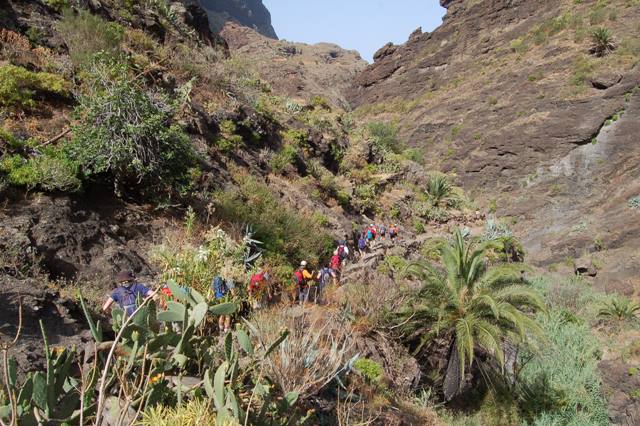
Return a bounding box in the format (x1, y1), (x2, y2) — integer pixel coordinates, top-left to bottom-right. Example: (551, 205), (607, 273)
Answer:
(0, 64), (69, 108)
(67, 56), (195, 196)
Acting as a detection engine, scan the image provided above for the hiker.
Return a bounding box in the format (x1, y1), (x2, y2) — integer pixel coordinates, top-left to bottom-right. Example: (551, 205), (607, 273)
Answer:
(378, 223), (387, 241)
(337, 241), (350, 264)
(315, 264), (337, 304)
(358, 235), (367, 257)
(294, 261), (314, 305)
(211, 276), (236, 333)
(389, 224), (399, 242)
(366, 224), (376, 242)
(330, 250), (342, 271)
(159, 283), (187, 332)
(248, 269), (272, 310)
(102, 270), (157, 317)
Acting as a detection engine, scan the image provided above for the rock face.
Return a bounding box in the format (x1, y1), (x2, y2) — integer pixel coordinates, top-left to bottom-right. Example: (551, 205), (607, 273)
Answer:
(220, 21), (367, 108)
(348, 0), (640, 280)
(198, 0), (277, 39)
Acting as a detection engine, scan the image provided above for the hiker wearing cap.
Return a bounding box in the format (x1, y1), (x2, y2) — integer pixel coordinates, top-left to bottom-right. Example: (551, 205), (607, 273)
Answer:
(102, 270), (157, 317)
(293, 261), (313, 305)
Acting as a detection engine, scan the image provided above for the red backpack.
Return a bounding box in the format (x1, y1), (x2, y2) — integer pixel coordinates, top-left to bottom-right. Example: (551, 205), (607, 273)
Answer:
(249, 273), (264, 291)
(293, 270), (304, 287)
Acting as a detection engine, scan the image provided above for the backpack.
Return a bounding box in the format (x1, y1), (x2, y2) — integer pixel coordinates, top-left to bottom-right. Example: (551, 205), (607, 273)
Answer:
(331, 255), (341, 269)
(379, 225), (386, 234)
(293, 270), (305, 287)
(249, 273), (264, 291)
(319, 268), (332, 286)
(337, 245), (347, 259)
(114, 284), (145, 317)
(358, 238), (367, 250)
(366, 229), (373, 240)
(212, 276), (227, 299)
(390, 227), (397, 237)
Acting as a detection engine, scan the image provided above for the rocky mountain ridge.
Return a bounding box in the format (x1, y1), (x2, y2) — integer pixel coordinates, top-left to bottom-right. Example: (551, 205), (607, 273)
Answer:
(348, 0), (640, 287)
(198, 0), (277, 38)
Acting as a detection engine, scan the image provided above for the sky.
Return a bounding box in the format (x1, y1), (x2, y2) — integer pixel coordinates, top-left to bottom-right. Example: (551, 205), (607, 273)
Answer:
(262, 1), (446, 63)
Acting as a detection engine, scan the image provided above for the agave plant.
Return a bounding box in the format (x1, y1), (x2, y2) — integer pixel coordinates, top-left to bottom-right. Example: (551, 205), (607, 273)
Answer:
(395, 229), (545, 400)
(425, 173), (460, 208)
(590, 27), (616, 57)
(598, 296), (640, 321)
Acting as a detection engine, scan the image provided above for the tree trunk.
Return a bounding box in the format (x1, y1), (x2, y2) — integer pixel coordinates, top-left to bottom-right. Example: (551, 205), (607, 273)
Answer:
(443, 338), (463, 401)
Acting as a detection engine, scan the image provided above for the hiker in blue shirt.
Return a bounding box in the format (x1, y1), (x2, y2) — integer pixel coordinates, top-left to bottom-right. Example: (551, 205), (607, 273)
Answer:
(102, 270), (157, 317)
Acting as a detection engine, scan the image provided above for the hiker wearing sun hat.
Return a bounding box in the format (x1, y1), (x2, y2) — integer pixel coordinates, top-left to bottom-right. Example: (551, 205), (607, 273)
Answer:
(102, 270), (157, 317)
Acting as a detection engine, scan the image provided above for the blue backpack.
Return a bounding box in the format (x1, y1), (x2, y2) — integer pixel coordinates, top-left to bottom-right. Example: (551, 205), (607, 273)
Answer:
(366, 230), (373, 241)
(358, 238), (367, 250)
(212, 276), (227, 299)
(112, 283), (148, 317)
(319, 267), (333, 286)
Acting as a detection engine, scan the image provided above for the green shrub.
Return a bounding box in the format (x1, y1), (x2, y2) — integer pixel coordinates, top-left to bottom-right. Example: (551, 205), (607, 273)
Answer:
(353, 358), (384, 384)
(309, 95), (330, 109)
(0, 150), (81, 192)
(628, 196), (640, 209)
(367, 121), (401, 154)
(598, 296), (640, 322)
(213, 174), (333, 266)
(56, 8), (123, 68)
(214, 120), (244, 153)
(67, 56), (194, 196)
(0, 64), (69, 108)
(353, 183), (378, 213)
(517, 310), (608, 425)
(590, 27), (616, 57)
(270, 144), (300, 173)
(44, 0), (69, 11)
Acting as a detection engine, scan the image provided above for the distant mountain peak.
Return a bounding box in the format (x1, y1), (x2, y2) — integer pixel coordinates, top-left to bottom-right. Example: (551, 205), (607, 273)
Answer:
(198, 0), (278, 39)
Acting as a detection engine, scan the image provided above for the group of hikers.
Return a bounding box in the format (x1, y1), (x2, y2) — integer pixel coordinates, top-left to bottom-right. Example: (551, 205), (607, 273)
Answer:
(102, 224), (400, 333)
(356, 222), (399, 255)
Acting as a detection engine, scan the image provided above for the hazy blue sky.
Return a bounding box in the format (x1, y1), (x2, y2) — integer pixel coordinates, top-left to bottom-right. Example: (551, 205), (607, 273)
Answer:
(263, 1), (446, 62)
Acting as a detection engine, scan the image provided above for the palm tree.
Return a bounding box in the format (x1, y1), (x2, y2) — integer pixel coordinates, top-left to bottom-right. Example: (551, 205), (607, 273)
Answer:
(425, 173), (459, 208)
(395, 229), (545, 400)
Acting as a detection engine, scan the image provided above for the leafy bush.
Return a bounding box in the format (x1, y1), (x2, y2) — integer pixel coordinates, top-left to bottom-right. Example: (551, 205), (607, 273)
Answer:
(367, 121), (401, 154)
(354, 358), (384, 384)
(56, 8), (123, 68)
(0, 150), (81, 192)
(269, 144), (299, 173)
(215, 120), (244, 154)
(152, 225), (251, 296)
(67, 56), (195, 196)
(517, 310), (608, 425)
(213, 174), (333, 266)
(0, 64), (69, 108)
(353, 183), (378, 213)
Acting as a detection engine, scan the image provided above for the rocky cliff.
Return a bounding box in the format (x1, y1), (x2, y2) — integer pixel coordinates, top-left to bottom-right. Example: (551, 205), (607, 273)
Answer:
(220, 21), (367, 108)
(348, 0), (640, 290)
(199, 0), (277, 38)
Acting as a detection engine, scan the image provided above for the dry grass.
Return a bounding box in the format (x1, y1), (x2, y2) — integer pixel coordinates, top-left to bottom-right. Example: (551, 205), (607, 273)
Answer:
(250, 306), (355, 398)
